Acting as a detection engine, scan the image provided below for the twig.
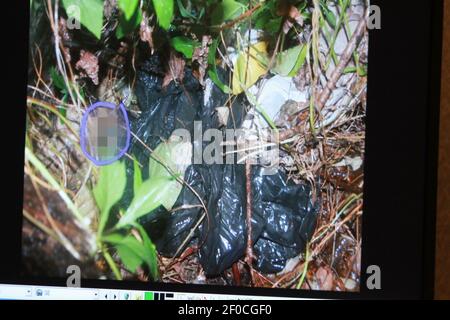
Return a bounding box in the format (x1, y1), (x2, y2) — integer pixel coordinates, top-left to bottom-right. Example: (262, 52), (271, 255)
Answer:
(316, 10), (367, 111)
(245, 162), (255, 283)
(311, 202), (363, 257)
(279, 11), (368, 141)
(218, 3), (262, 31)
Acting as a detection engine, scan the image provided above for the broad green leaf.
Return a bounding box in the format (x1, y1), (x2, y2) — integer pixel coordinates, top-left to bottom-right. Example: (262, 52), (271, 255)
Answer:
(211, 0), (246, 26)
(170, 36), (199, 59)
(103, 232), (157, 276)
(101, 232), (125, 244)
(133, 158), (143, 196)
(208, 69), (231, 94)
(149, 140), (191, 180)
(117, 177), (181, 227)
(118, 0), (140, 21)
(116, 241), (143, 273)
(116, 7), (142, 39)
(232, 41), (269, 95)
(152, 0), (174, 30)
(117, 140), (191, 228)
(61, 0), (104, 39)
(93, 161), (127, 235)
(272, 44), (308, 77)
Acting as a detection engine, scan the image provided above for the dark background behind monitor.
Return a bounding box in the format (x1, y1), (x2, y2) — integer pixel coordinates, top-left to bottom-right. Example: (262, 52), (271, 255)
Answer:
(436, 0), (450, 301)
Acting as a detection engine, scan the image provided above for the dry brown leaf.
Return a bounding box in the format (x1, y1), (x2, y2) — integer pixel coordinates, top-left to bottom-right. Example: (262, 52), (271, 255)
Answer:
(140, 12), (155, 54)
(192, 35), (212, 86)
(162, 51), (185, 88)
(75, 50), (99, 85)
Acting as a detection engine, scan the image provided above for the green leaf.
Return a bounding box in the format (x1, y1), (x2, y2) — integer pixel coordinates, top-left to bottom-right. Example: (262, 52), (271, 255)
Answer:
(170, 36), (199, 59)
(117, 177), (180, 227)
(321, 3), (337, 29)
(208, 69), (231, 94)
(50, 67), (66, 92)
(254, 2), (281, 34)
(176, 0), (196, 19)
(152, 0), (174, 30)
(103, 232), (158, 276)
(117, 140), (191, 228)
(134, 223), (159, 279)
(61, 0), (104, 39)
(118, 0), (140, 21)
(265, 17), (282, 34)
(116, 241), (143, 273)
(211, 0), (246, 25)
(272, 44), (309, 77)
(133, 158), (143, 197)
(208, 38), (231, 94)
(116, 7), (142, 39)
(288, 44), (309, 77)
(148, 139), (191, 180)
(232, 42), (268, 95)
(101, 232), (125, 244)
(93, 161), (127, 235)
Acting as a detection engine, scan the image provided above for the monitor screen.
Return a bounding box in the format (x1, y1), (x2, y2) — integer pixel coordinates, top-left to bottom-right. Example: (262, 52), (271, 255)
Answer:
(0, 0), (441, 301)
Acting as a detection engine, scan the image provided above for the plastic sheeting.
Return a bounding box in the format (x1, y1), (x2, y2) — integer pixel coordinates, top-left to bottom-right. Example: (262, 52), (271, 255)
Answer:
(131, 56), (319, 275)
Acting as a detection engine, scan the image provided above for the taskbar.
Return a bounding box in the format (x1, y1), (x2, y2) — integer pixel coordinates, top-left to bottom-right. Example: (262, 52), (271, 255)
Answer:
(0, 284), (299, 300)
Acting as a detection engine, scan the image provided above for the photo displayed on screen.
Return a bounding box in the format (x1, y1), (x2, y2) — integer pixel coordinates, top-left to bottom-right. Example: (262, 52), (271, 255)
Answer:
(23, 0), (368, 292)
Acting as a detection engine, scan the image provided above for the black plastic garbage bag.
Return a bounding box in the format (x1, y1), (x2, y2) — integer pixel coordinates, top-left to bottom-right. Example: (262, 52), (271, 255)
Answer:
(132, 56), (202, 160)
(141, 164), (318, 275)
(198, 165), (319, 275)
(133, 56), (319, 275)
(251, 168), (319, 273)
(132, 55), (245, 154)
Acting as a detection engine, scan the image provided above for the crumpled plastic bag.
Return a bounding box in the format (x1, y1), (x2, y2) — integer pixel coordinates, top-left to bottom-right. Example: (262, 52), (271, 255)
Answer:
(141, 164), (318, 275)
(131, 56), (319, 275)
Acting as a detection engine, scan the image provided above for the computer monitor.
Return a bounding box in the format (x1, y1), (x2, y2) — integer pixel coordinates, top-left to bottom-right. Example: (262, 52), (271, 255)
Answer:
(0, 0), (443, 301)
